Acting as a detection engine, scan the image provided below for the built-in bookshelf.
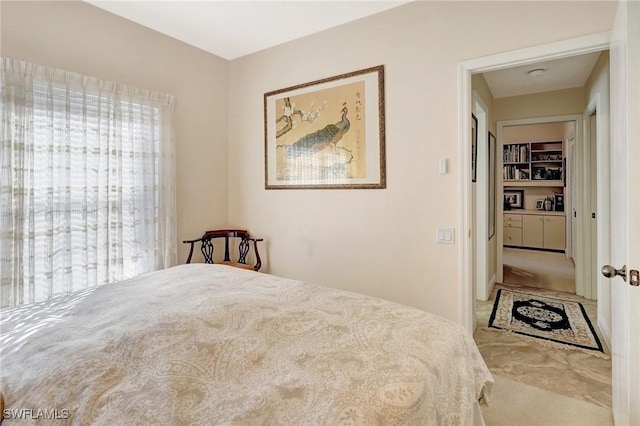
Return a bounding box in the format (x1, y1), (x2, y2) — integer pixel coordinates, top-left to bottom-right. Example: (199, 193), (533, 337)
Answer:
(503, 141), (563, 186)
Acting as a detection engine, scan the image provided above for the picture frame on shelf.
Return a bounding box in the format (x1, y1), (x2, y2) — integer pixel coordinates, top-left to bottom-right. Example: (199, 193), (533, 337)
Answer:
(532, 166), (546, 180)
(545, 168), (562, 180)
(535, 199), (544, 210)
(504, 189), (524, 209)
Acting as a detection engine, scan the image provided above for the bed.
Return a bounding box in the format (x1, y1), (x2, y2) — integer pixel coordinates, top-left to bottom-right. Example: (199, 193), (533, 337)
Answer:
(0, 264), (492, 425)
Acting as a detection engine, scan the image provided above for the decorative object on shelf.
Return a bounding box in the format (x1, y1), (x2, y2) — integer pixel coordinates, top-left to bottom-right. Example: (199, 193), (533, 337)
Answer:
(554, 193), (565, 212)
(264, 65), (385, 189)
(545, 168), (562, 180)
(504, 189), (524, 209)
(472, 113), (478, 182)
(543, 197), (553, 211)
(532, 166), (546, 180)
(488, 131), (496, 239)
(535, 199), (544, 210)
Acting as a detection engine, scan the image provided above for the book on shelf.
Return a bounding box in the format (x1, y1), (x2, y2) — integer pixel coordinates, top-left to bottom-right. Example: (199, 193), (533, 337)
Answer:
(503, 165), (530, 180)
(503, 144), (529, 163)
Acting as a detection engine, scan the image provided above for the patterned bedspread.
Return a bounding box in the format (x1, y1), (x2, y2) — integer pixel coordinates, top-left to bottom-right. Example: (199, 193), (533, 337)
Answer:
(0, 264), (492, 425)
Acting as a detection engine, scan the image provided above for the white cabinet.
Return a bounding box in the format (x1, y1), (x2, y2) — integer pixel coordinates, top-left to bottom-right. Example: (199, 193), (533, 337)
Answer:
(503, 214), (523, 247)
(542, 215), (566, 250)
(523, 215), (544, 248)
(504, 212), (565, 251)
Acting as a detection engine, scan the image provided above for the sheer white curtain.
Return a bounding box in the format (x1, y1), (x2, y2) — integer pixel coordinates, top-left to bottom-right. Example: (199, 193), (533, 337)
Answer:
(1, 58), (177, 308)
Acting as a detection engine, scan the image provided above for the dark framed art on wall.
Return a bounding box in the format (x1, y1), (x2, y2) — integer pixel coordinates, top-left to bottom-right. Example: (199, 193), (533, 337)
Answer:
(471, 113), (478, 182)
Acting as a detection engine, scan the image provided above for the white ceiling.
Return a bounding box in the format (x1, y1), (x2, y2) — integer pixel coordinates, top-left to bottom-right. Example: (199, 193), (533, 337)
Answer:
(86, 1), (603, 98)
(482, 52), (602, 98)
(86, 1), (410, 60)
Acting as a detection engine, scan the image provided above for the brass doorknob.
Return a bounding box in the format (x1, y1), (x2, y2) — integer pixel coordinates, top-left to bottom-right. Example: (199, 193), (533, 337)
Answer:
(601, 264), (627, 281)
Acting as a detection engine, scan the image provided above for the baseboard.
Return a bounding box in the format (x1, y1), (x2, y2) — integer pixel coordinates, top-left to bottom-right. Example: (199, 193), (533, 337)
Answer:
(506, 246), (566, 254)
(487, 274), (496, 299)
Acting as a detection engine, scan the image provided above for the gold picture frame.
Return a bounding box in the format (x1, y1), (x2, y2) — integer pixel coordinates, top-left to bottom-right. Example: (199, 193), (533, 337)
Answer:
(264, 65), (385, 189)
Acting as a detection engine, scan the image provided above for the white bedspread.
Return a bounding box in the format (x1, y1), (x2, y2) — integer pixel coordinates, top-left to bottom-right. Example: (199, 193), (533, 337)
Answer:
(1, 264), (492, 425)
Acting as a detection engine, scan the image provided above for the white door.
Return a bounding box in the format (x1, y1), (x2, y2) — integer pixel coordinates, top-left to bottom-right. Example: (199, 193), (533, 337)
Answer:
(608, 1), (639, 424)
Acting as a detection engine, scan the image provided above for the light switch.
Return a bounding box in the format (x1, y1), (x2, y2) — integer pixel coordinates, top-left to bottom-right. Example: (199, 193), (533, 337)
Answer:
(439, 159), (448, 175)
(436, 226), (454, 244)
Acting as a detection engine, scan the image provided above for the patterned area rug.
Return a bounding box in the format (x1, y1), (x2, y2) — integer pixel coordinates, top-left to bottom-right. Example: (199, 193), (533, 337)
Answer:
(488, 289), (603, 353)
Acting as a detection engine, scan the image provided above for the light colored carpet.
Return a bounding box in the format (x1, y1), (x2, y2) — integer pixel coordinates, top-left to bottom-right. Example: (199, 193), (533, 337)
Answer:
(481, 375), (613, 426)
(503, 248), (575, 293)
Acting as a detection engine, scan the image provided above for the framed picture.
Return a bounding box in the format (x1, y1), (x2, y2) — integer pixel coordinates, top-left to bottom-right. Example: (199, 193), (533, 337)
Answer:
(264, 66), (385, 189)
(535, 199), (544, 210)
(504, 189), (524, 209)
(488, 131), (496, 239)
(471, 114), (478, 182)
(532, 166), (546, 180)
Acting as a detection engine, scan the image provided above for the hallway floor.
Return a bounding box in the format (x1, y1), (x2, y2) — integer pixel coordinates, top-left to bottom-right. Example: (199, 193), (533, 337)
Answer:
(474, 249), (611, 411)
(502, 247), (575, 293)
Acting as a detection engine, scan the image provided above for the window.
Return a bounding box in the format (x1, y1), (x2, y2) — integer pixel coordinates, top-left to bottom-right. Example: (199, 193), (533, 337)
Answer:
(1, 58), (177, 308)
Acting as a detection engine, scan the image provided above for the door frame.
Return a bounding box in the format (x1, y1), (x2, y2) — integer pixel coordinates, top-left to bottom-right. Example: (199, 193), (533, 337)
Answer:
(458, 31), (611, 332)
(473, 93), (491, 303)
(583, 94), (612, 347)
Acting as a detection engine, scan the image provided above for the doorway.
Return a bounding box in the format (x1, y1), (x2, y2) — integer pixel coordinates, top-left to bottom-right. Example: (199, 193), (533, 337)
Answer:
(497, 119), (578, 292)
(497, 119), (578, 296)
(460, 33), (613, 413)
(460, 32), (611, 332)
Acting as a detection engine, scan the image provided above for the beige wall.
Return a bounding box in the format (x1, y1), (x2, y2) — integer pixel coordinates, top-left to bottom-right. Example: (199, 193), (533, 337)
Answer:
(503, 122), (568, 143)
(495, 87), (587, 122)
(473, 74), (495, 135)
(472, 73), (497, 288)
(1, 1), (230, 264)
(228, 1), (617, 321)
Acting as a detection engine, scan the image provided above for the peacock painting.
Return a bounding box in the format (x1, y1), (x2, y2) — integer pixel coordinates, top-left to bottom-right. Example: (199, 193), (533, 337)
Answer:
(265, 65), (385, 188)
(287, 106), (350, 157)
(272, 79), (367, 182)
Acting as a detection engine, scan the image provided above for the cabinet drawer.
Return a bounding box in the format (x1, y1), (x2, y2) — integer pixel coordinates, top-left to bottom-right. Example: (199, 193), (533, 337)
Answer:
(503, 226), (523, 247)
(504, 213), (523, 227)
(503, 213), (522, 225)
(504, 221), (523, 228)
